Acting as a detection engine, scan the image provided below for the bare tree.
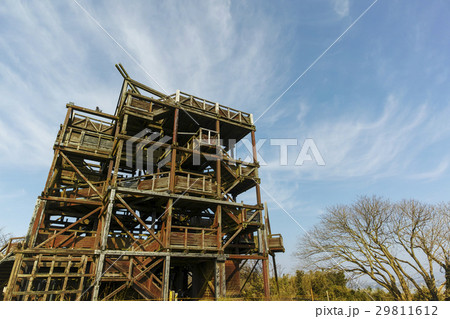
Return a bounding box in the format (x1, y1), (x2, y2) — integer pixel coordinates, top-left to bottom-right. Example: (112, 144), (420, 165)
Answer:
(297, 196), (449, 301)
(0, 227), (12, 260)
(0, 227), (9, 248)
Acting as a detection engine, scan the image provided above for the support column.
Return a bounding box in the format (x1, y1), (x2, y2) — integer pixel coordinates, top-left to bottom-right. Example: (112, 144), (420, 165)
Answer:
(92, 253), (105, 301)
(215, 259), (220, 300)
(251, 130), (262, 205)
(27, 199), (46, 248)
(92, 188), (116, 300)
(262, 258), (270, 301)
(272, 254), (280, 296)
(163, 255), (171, 300)
(215, 258), (226, 300)
(251, 130), (270, 299)
(164, 199), (173, 248)
(215, 119), (223, 252)
(3, 253), (23, 300)
(170, 108), (180, 187)
(221, 260), (226, 298)
(164, 108), (179, 249)
(163, 108), (178, 298)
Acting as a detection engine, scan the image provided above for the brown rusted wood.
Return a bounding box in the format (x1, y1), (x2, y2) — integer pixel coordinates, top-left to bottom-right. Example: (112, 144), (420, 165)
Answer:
(34, 207), (101, 249)
(3, 67), (282, 301)
(115, 194), (164, 248)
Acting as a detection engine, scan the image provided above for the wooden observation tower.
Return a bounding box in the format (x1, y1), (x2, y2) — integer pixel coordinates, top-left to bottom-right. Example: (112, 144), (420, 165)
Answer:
(0, 65), (284, 300)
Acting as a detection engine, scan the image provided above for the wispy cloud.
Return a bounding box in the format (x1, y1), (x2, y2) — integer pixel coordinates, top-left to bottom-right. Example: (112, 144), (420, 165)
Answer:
(90, 0), (284, 110)
(331, 0), (350, 18)
(0, 0), (284, 168)
(410, 160), (449, 181)
(0, 1), (120, 167)
(260, 94), (450, 183)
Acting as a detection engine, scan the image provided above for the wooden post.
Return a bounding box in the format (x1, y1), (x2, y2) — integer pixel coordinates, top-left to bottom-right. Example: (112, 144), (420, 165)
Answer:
(251, 130), (262, 205)
(163, 108), (179, 250)
(25, 199), (45, 247)
(92, 189), (115, 300)
(215, 258), (226, 300)
(215, 119), (223, 253)
(92, 252), (105, 301)
(262, 258), (270, 300)
(272, 254), (280, 297)
(112, 139), (124, 186)
(163, 256), (171, 300)
(215, 259), (220, 300)
(251, 130), (270, 299)
(101, 189), (116, 251)
(170, 108), (180, 191)
(3, 253), (23, 300)
(221, 260), (226, 298)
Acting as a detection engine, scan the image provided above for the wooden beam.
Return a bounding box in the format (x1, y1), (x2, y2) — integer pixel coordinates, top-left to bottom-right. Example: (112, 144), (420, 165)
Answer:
(34, 207), (101, 249)
(67, 103), (118, 120)
(60, 151), (104, 200)
(103, 250), (226, 259)
(222, 227), (243, 250)
(115, 194), (164, 248)
(40, 196), (102, 206)
(115, 187), (261, 209)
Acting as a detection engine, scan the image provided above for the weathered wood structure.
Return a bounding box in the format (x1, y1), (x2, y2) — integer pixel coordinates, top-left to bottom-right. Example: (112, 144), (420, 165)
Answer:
(1, 65), (284, 300)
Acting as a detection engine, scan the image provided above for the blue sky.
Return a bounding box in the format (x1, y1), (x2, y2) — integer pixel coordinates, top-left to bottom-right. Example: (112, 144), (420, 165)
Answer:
(1, 0), (450, 274)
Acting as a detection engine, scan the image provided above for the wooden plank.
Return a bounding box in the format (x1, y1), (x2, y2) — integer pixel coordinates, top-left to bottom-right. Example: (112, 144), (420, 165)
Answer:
(40, 196), (102, 206)
(17, 273), (92, 278)
(68, 104), (118, 120)
(115, 187), (261, 209)
(103, 250), (226, 259)
(13, 289), (83, 296)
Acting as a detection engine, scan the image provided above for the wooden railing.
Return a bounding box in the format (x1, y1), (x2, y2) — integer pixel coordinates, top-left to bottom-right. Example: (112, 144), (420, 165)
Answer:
(174, 171), (215, 195)
(118, 171), (216, 196)
(59, 181), (106, 199)
(268, 234), (285, 253)
(118, 172), (171, 192)
(171, 91), (253, 125)
(127, 95), (170, 119)
(36, 230), (97, 249)
(61, 126), (114, 154)
(243, 209), (261, 224)
(222, 207), (262, 227)
(170, 226), (218, 250)
(196, 127), (219, 146)
(71, 113), (115, 135)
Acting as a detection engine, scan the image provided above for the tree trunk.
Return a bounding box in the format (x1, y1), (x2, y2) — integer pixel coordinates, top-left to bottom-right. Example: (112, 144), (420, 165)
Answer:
(445, 258), (450, 301)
